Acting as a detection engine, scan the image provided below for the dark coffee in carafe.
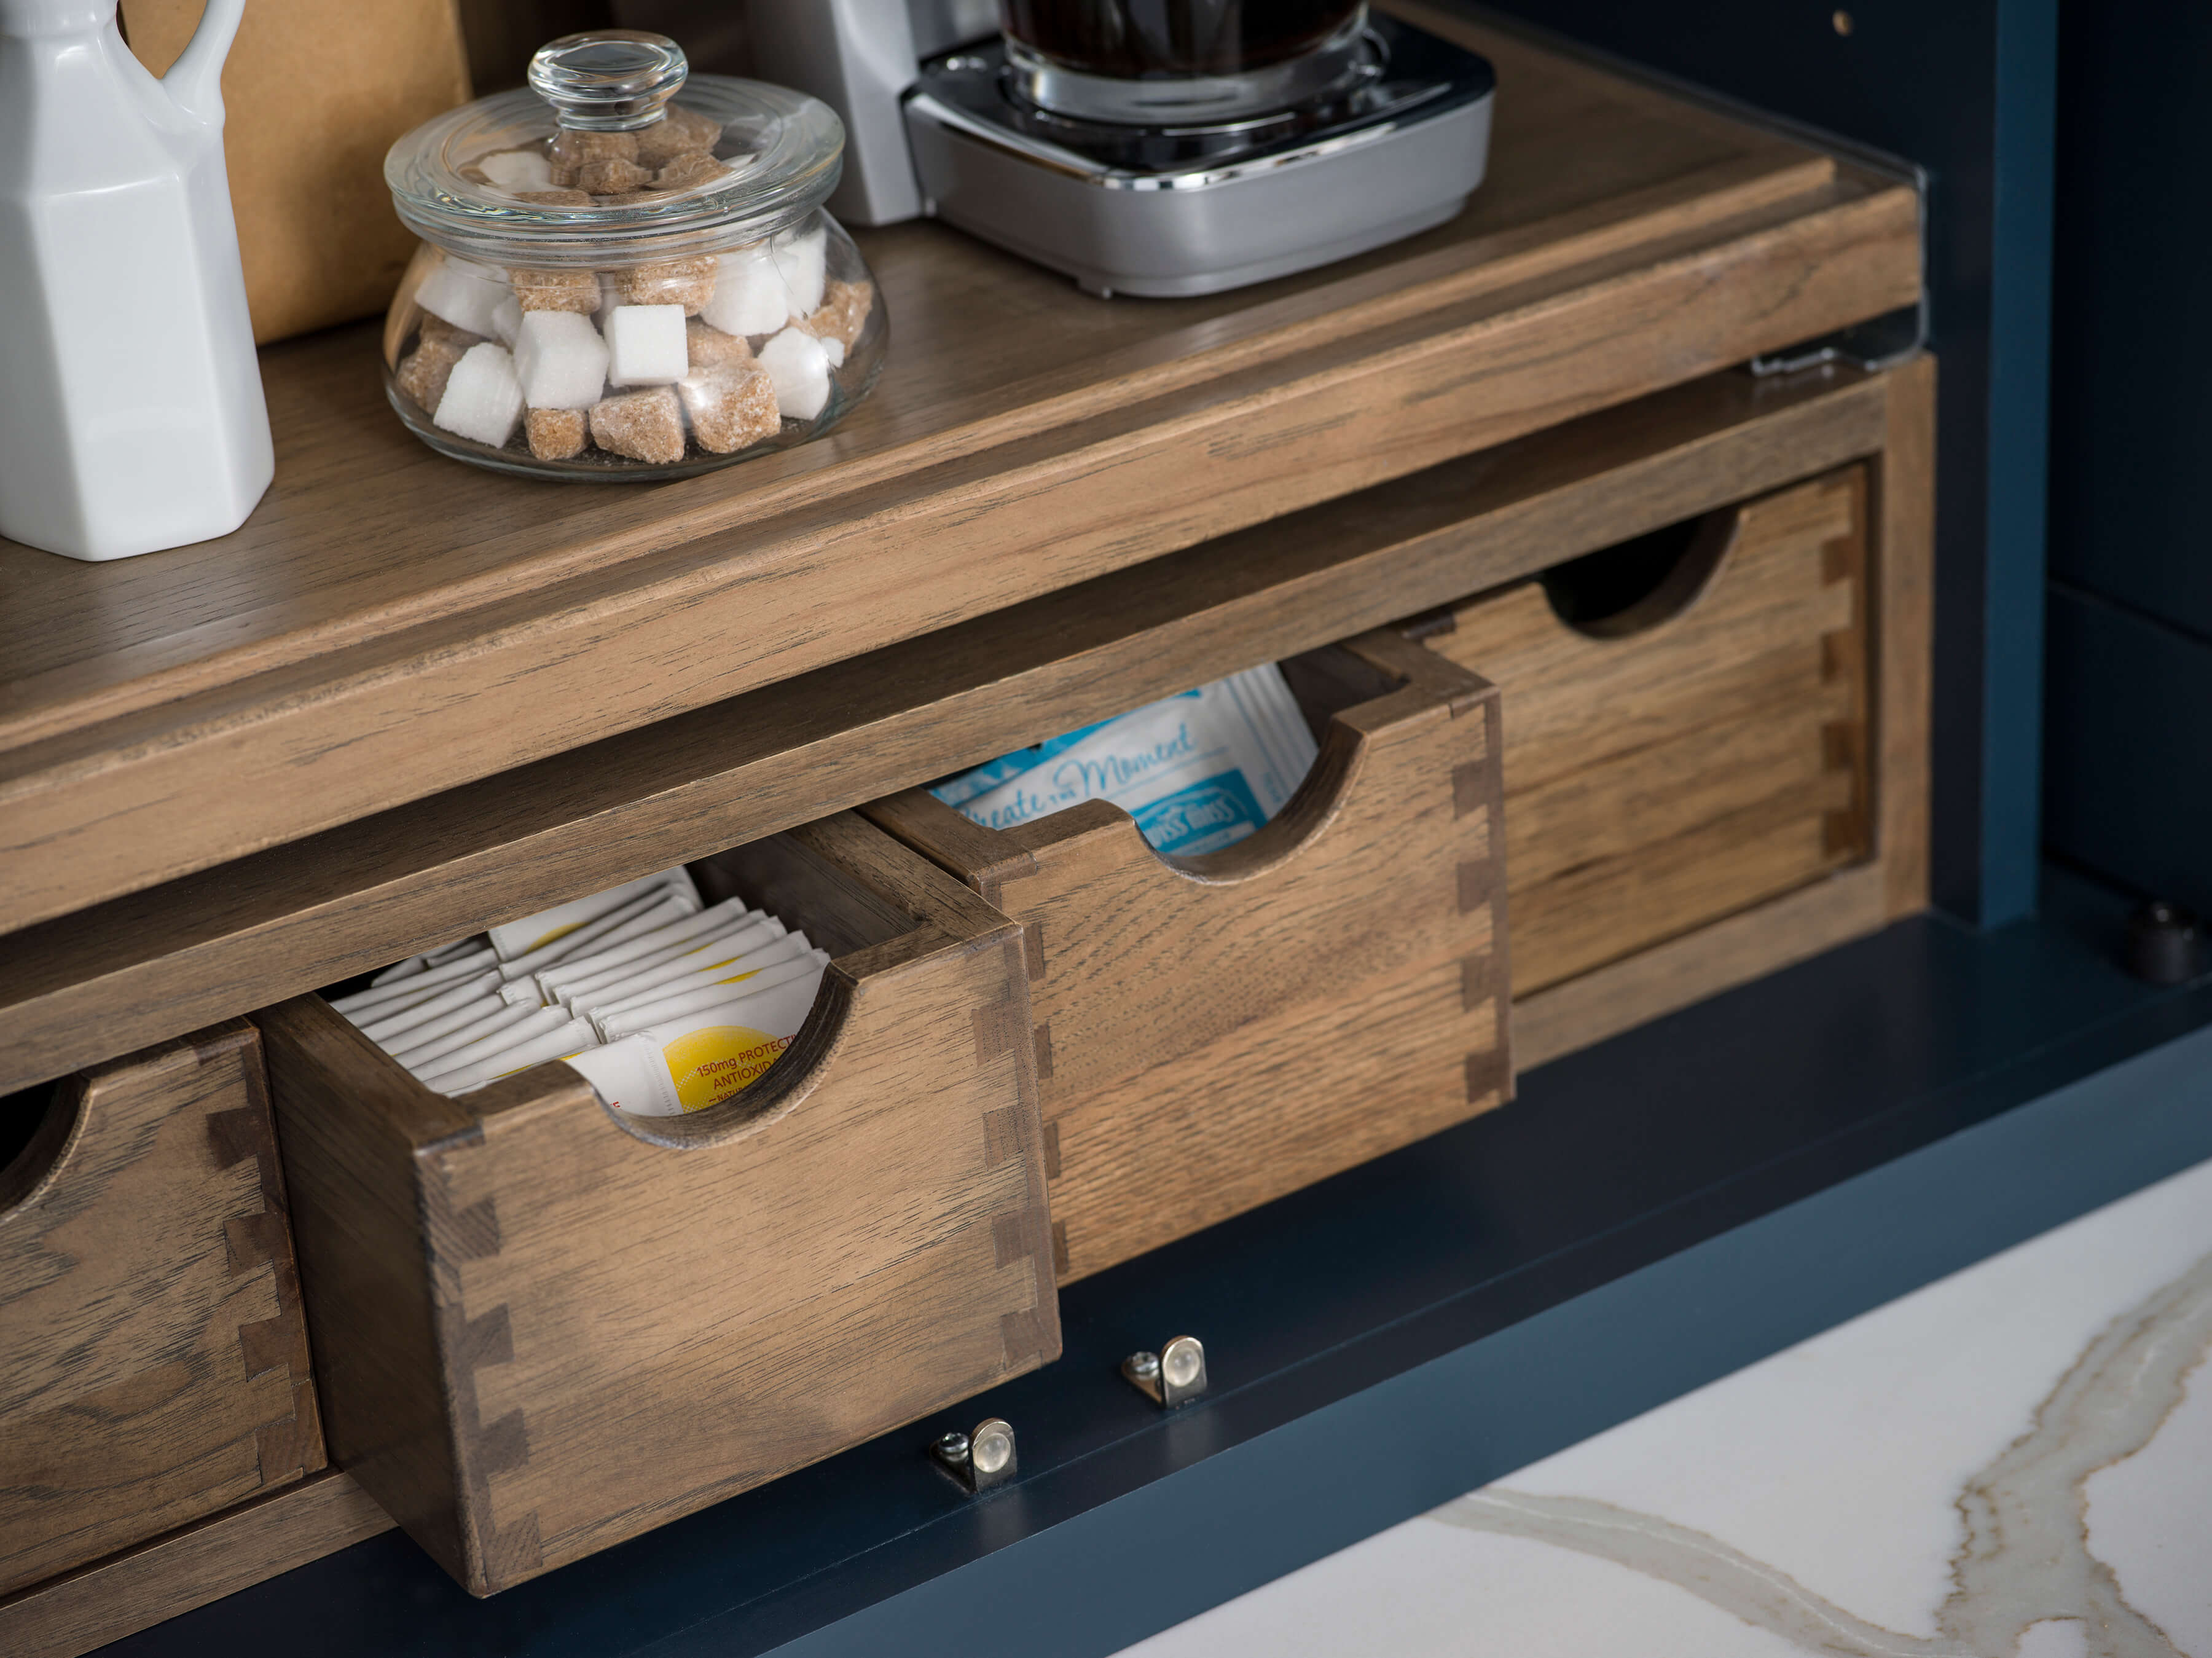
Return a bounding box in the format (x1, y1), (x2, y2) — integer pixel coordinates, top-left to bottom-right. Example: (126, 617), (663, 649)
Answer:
(999, 0), (1362, 77)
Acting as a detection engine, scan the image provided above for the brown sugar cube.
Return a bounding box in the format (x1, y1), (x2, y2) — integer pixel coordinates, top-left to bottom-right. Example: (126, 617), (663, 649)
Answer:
(686, 317), (752, 369)
(651, 152), (728, 192)
(679, 363), (781, 454)
(395, 337), (467, 412)
(798, 278), (876, 351)
(590, 386), (687, 464)
(614, 256), (717, 314)
(417, 312), (482, 348)
(516, 188), (596, 206)
(636, 105), (724, 167)
(458, 163), (492, 184)
(526, 406), (589, 461)
(577, 157), (653, 195)
(509, 267), (600, 313)
(549, 128), (638, 169)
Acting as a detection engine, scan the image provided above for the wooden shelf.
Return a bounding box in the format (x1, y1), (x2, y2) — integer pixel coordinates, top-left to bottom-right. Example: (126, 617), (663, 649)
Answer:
(0, 9), (1916, 941)
(0, 365), (1900, 1096)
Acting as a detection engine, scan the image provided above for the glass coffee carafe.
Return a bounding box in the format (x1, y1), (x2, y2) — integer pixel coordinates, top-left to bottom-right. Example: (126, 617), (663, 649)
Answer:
(998, 0), (1370, 124)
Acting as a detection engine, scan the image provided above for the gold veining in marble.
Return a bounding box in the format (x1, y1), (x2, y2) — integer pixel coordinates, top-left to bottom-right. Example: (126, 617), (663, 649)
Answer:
(1433, 1249), (2212, 1657)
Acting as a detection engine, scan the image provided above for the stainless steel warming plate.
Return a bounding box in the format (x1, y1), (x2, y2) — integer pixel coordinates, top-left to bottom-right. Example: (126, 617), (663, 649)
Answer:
(901, 15), (1496, 297)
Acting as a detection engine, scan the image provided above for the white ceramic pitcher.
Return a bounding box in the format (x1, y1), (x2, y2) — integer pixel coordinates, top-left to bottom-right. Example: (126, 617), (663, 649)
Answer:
(0, 0), (272, 560)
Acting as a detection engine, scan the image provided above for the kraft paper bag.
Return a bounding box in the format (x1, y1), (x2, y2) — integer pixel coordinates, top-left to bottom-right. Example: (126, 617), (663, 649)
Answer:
(124, 0), (473, 344)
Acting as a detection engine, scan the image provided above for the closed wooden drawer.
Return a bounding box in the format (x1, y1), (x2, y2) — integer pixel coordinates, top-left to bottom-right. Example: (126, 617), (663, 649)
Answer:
(255, 812), (1056, 1598)
(1424, 465), (1871, 997)
(866, 630), (1510, 1285)
(0, 1022), (323, 1597)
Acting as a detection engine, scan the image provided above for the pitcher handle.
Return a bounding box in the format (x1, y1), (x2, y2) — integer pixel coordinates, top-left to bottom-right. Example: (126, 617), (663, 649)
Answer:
(160, 0), (246, 127)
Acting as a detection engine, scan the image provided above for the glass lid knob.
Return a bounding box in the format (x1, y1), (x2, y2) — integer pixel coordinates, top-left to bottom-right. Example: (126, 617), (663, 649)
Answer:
(527, 30), (689, 130)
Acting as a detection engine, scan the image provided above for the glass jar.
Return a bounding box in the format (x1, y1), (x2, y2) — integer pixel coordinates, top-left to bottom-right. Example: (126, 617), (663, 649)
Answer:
(380, 31), (884, 481)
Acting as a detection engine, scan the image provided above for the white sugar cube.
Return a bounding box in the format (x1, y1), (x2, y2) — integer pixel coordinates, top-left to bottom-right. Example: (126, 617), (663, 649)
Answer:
(758, 326), (833, 420)
(698, 245), (791, 337)
(771, 226), (827, 318)
(433, 343), (524, 447)
(821, 336), (846, 368)
(605, 304), (689, 385)
(490, 293), (523, 347)
(477, 147), (555, 192)
(414, 254), (508, 337)
(514, 310), (610, 410)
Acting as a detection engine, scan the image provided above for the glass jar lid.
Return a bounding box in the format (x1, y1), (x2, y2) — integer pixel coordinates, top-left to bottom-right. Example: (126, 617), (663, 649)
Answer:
(385, 31), (845, 266)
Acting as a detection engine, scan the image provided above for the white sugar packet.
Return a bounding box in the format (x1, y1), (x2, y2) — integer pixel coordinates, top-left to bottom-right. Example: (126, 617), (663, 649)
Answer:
(947, 664), (1317, 857)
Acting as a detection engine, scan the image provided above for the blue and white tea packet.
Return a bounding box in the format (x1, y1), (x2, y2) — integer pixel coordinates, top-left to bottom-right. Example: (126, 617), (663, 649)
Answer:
(934, 665), (1319, 855)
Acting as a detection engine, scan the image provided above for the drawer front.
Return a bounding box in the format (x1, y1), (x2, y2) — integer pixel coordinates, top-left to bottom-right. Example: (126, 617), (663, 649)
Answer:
(257, 814), (1056, 1597)
(869, 629), (1510, 1283)
(0, 1023), (323, 1596)
(1426, 465), (1871, 997)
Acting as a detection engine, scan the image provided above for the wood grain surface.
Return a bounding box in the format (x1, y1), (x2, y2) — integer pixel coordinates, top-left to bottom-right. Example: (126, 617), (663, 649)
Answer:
(868, 631), (1510, 1282)
(1505, 360), (1935, 1062)
(0, 1023), (323, 1597)
(0, 365), (1936, 1643)
(0, 15), (1920, 935)
(0, 1470), (388, 1658)
(0, 366), (1892, 1100)
(1427, 465), (1873, 994)
(257, 814), (1056, 1595)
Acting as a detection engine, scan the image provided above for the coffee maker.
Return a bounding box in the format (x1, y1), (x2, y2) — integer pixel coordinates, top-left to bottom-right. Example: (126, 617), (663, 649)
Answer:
(745, 0), (1494, 297)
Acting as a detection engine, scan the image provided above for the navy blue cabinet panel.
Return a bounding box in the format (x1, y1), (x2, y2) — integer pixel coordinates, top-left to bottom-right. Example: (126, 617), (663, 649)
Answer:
(2045, 584), (2212, 915)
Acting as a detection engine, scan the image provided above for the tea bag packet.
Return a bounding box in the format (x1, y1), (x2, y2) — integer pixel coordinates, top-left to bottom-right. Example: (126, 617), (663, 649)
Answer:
(488, 866), (700, 959)
(389, 1000), (549, 1074)
(420, 1018), (601, 1097)
(327, 865), (824, 1107)
(563, 962), (828, 1116)
(940, 664), (1319, 855)
(493, 886), (705, 992)
(333, 943), (497, 1020)
(532, 908), (776, 1009)
(582, 929), (810, 1023)
(592, 943), (824, 1042)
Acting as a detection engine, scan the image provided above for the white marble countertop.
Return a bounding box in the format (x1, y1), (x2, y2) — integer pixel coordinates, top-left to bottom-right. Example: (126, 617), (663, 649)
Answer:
(1116, 1154), (2212, 1658)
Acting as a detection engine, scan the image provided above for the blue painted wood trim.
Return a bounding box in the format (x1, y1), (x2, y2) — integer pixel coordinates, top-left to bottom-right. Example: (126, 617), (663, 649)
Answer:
(1978, 0), (2059, 925)
(109, 871), (2212, 1657)
(766, 1015), (2212, 1658)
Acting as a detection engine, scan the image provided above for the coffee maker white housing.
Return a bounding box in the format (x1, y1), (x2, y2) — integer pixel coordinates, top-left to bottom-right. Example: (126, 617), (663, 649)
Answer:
(745, 0), (1494, 298)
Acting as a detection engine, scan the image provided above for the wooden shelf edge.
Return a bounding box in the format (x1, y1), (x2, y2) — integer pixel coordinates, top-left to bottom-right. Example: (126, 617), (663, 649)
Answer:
(0, 173), (1918, 938)
(0, 1472), (392, 1658)
(0, 366), (1894, 1096)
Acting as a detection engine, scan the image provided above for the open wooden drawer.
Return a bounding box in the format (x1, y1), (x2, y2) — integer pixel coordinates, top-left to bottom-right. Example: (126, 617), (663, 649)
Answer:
(866, 630), (1510, 1284)
(0, 1023), (321, 1597)
(254, 814), (1056, 1597)
(1424, 465), (1871, 999)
